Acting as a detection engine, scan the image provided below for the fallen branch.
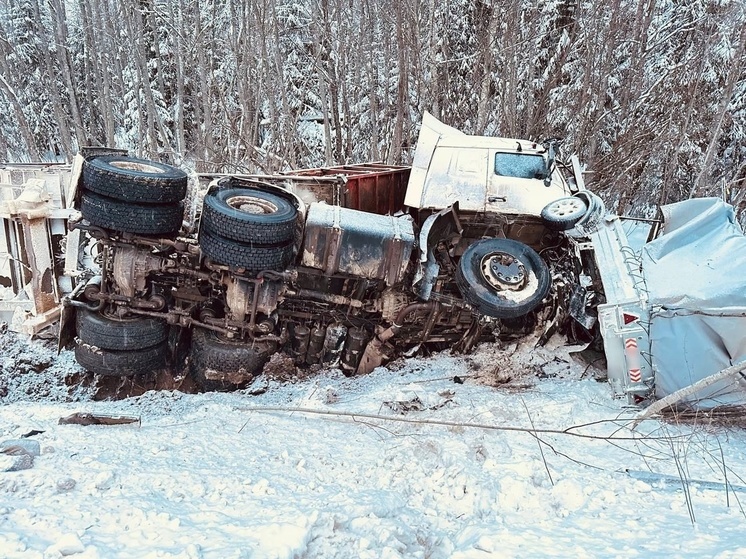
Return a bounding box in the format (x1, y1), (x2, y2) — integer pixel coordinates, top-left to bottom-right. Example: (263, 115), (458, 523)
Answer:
(633, 360), (746, 428)
(58, 412), (141, 426)
(235, 406), (686, 442)
(521, 396), (554, 485)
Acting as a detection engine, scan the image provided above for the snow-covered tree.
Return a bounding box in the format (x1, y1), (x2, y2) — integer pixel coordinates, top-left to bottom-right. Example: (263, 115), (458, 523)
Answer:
(0, 0), (742, 213)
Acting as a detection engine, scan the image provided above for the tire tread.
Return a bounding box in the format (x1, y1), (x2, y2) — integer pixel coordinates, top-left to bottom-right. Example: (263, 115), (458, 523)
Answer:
(201, 188), (297, 244)
(75, 341), (168, 377)
(198, 228), (293, 273)
(80, 191), (183, 236)
(76, 309), (168, 350)
(189, 328), (272, 391)
(83, 156), (187, 203)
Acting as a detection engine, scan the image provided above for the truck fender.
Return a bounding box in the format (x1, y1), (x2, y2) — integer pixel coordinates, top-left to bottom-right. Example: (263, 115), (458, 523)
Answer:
(412, 203), (463, 301)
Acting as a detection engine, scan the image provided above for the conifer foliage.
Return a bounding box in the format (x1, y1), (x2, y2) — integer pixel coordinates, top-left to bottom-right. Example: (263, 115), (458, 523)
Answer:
(0, 0), (743, 216)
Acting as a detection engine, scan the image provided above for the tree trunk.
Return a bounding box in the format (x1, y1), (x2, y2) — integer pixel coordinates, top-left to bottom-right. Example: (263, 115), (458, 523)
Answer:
(392, 0), (407, 163)
(690, 25), (746, 198)
(0, 71), (40, 160)
(30, 0), (73, 157)
(48, 0), (87, 149)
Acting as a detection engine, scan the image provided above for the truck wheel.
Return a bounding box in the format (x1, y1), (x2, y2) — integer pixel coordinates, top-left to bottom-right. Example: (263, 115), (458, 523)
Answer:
(76, 308), (168, 351)
(566, 191), (605, 236)
(540, 196), (588, 231)
(83, 155), (187, 203)
(75, 341), (168, 377)
(189, 328), (273, 391)
(81, 191), (184, 236)
(456, 239), (551, 319)
(198, 227), (293, 273)
(201, 188), (297, 244)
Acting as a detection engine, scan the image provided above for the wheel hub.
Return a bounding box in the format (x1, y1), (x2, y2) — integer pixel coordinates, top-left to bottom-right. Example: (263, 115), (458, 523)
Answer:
(110, 160), (164, 174)
(227, 195), (278, 215)
(480, 252), (527, 291)
(548, 197), (585, 218)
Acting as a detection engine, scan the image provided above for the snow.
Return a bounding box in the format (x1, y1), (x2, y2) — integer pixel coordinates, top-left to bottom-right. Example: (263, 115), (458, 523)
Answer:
(2, 335), (746, 558)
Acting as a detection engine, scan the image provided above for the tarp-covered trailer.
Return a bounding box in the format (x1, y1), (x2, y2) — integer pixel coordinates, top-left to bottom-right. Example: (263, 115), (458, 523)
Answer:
(593, 197), (746, 409)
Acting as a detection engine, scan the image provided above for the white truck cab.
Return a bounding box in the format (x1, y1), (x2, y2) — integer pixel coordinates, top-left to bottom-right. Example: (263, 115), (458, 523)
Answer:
(405, 112), (577, 217)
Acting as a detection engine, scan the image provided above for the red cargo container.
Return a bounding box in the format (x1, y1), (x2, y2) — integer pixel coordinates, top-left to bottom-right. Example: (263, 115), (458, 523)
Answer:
(282, 163), (410, 216)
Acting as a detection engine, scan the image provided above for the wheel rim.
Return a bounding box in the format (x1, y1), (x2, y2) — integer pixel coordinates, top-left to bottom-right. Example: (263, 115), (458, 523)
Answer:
(226, 195), (278, 215)
(109, 160), (165, 174)
(547, 198), (585, 218)
(480, 251), (527, 291)
(101, 309), (138, 323)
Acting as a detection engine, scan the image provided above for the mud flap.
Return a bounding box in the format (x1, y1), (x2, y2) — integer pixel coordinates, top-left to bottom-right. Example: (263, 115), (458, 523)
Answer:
(57, 301), (77, 353)
(413, 203), (463, 300)
(451, 319), (484, 354)
(568, 284), (597, 330)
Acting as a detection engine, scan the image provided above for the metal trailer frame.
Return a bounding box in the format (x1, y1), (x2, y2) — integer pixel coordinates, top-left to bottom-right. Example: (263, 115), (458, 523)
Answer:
(589, 215), (654, 402)
(0, 161), (77, 333)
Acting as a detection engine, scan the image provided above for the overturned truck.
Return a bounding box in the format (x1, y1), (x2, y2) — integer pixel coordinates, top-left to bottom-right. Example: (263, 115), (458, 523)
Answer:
(61, 113), (604, 390)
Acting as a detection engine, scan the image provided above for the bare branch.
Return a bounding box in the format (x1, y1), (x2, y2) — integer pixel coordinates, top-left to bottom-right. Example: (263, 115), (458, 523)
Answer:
(634, 361), (746, 427)
(236, 405), (687, 442)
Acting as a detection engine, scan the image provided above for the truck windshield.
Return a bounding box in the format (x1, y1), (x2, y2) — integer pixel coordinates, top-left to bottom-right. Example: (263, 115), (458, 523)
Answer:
(494, 153), (548, 180)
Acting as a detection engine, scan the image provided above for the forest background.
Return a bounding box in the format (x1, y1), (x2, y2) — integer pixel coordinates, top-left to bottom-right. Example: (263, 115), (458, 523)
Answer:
(0, 0), (744, 216)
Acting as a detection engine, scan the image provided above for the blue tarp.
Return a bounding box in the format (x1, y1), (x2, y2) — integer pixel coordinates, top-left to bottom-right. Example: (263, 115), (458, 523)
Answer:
(641, 198), (746, 408)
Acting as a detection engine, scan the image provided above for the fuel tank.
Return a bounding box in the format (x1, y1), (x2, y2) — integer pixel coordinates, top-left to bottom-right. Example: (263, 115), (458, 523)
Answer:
(301, 203), (416, 286)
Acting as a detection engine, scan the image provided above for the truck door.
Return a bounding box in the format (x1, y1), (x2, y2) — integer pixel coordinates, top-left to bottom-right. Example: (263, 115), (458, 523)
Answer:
(489, 150), (564, 216)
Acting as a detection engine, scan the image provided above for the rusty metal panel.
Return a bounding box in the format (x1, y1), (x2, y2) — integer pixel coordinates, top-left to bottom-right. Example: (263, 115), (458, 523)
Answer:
(21, 216), (58, 313)
(344, 168), (409, 215)
(301, 203), (415, 286)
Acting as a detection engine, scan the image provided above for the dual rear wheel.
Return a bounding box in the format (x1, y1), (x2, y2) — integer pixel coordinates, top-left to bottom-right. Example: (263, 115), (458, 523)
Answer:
(74, 309), (169, 377)
(80, 155), (187, 236)
(198, 187), (297, 273)
(74, 309), (269, 392)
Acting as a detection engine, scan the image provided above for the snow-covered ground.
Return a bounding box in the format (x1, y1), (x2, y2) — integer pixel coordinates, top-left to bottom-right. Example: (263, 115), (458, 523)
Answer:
(2, 333), (746, 558)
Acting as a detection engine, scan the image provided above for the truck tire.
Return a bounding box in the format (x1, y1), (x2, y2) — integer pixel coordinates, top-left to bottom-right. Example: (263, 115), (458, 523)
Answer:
(540, 196), (588, 231)
(456, 238), (550, 319)
(76, 308), (168, 351)
(201, 188), (297, 244)
(81, 191), (184, 236)
(75, 340), (168, 377)
(83, 155), (187, 203)
(567, 191), (605, 236)
(189, 328), (273, 391)
(198, 227), (293, 273)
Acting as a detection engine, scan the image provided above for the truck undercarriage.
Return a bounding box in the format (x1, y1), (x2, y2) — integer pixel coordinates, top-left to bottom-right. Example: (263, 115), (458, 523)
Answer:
(58, 158), (597, 391)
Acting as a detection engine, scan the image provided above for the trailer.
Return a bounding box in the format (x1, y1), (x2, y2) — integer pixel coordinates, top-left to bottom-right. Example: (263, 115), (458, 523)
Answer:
(592, 198), (746, 409)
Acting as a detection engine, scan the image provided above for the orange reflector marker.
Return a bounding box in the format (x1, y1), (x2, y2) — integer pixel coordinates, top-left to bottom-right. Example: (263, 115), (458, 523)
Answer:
(625, 338), (642, 383)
